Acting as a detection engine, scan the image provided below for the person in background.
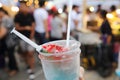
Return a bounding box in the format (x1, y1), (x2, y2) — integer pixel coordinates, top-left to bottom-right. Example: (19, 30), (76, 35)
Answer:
(110, 5), (117, 17)
(60, 5), (68, 39)
(0, 8), (18, 76)
(0, 8), (7, 70)
(47, 10), (53, 40)
(95, 4), (103, 28)
(34, 0), (49, 45)
(0, 9), (8, 80)
(88, 10), (113, 77)
(99, 10), (114, 77)
(71, 5), (79, 33)
(77, 11), (82, 30)
(88, 10), (113, 43)
(86, 8), (98, 30)
(109, 5), (120, 26)
(51, 11), (63, 41)
(14, 1), (35, 79)
(96, 4), (102, 14)
(100, 10), (113, 45)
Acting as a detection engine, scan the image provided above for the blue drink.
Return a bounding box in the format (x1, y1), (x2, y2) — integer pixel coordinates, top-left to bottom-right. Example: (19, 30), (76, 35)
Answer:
(40, 40), (80, 80)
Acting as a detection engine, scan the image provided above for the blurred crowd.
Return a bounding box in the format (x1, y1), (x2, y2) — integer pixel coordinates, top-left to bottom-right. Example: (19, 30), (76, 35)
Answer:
(0, 0), (120, 80)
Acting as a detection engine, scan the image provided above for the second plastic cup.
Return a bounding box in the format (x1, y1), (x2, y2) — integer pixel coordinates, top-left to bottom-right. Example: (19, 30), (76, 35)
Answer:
(39, 40), (81, 80)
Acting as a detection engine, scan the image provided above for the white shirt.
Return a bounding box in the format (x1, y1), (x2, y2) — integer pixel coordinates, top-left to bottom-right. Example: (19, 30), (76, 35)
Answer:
(60, 12), (67, 32)
(77, 13), (82, 29)
(34, 8), (48, 33)
(51, 16), (63, 38)
(71, 10), (78, 31)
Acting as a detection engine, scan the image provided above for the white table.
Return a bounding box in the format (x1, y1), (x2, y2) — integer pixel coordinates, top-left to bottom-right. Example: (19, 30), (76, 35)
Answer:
(73, 28), (102, 45)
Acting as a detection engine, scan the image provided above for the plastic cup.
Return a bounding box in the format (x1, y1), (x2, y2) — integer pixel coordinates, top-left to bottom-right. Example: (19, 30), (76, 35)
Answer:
(39, 40), (81, 80)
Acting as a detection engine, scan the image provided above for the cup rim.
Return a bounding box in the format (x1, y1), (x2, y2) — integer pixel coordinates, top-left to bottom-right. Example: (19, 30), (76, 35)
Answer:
(39, 40), (81, 56)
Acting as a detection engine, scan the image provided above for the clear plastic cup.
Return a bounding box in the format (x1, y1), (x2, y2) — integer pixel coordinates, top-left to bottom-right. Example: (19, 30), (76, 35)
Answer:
(39, 40), (81, 80)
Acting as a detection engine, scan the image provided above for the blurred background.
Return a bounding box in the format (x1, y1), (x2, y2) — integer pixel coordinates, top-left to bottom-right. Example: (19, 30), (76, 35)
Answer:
(0, 0), (120, 80)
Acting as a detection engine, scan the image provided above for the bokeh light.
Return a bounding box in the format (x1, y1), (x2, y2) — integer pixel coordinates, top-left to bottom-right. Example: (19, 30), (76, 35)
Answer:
(46, 1), (54, 10)
(0, 3), (3, 8)
(89, 6), (95, 12)
(11, 6), (19, 12)
(116, 9), (120, 14)
(58, 8), (63, 13)
(107, 13), (114, 19)
(14, 0), (18, 3)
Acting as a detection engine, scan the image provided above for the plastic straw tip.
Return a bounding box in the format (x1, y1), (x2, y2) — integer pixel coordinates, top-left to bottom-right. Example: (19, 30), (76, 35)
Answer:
(36, 46), (42, 53)
(11, 28), (15, 33)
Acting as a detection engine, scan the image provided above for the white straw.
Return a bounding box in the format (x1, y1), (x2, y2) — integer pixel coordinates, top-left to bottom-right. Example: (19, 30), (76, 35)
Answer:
(11, 28), (42, 53)
(66, 0), (73, 47)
